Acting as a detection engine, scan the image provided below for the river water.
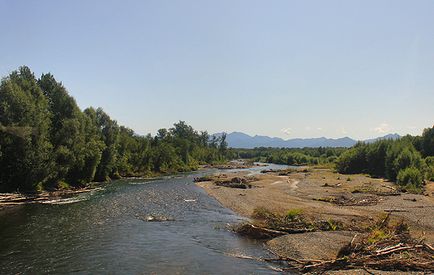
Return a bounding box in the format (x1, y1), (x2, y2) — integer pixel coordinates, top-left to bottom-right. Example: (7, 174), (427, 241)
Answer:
(0, 164), (289, 274)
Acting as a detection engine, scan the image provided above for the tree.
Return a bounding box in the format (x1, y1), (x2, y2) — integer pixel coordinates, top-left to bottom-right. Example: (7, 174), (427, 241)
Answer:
(92, 108), (120, 181)
(0, 67), (231, 191)
(335, 144), (367, 174)
(38, 73), (86, 186)
(385, 141), (422, 181)
(421, 126), (434, 157)
(0, 67), (53, 191)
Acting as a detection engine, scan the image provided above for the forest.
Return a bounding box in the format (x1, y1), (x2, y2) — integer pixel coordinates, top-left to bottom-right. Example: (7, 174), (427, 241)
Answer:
(0, 66), (229, 192)
(233, 147), (346, 166)
(335, 127), (434, 192)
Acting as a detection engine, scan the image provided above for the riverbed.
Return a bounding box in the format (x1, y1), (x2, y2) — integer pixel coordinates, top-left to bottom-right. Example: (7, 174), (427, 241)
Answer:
(0, 164), (288, 274)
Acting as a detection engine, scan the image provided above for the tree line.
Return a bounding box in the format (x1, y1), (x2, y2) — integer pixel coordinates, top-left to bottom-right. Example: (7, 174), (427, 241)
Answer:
(335, 127), (434, 192)
(0, 66), (228, 192)
(233, 147), (346, 166)
(233, 127), (434, 192)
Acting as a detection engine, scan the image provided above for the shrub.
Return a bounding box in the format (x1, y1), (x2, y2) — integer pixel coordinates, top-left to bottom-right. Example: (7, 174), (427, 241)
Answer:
(425, 157), (434, 181)
(397, 167), (424, 191)
(385, 141), (423, 181)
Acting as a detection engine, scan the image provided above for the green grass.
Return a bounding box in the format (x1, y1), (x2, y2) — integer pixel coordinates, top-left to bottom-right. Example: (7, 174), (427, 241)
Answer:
(285, 209), (303, 221)
(368, 228), (390, 244)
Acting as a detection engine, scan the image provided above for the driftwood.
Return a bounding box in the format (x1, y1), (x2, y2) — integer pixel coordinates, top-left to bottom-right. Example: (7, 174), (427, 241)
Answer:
(229, 242), (434, 273)
(384, 209), (408, 213)
(234, 222), (314, 239)
(235, 223), (288, 239)
(231, 214), (434, 273)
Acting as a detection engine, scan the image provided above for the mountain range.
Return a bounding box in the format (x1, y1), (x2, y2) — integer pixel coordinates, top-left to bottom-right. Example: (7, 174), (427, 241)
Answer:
(213, 132), (400, 149)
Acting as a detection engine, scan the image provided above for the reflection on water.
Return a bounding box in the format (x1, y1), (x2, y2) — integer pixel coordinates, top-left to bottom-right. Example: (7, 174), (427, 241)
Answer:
(0, 164), (289, 274)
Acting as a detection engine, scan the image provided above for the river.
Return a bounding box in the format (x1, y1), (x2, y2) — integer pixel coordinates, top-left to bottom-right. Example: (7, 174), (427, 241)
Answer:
(0, 163), (289, 274)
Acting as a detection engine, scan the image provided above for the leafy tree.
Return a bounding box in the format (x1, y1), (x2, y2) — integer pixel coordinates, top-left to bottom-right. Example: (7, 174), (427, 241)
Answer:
(92, 108), (120, 181)
(38, 73), (88, 186)
(385, 141), (422, 181)
(335, 144), (367, 174)
(0, 66), (53, 191)
(365, 140), (390, 177)
(421, 126), (434, 157)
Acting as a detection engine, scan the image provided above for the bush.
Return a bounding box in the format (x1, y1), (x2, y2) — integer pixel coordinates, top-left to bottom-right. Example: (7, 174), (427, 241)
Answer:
(397, 167), (424, 191)
(426, 166), (434, 181)
(385, 141), (423, 181)
(425, 157), (434, 181)
(335, 145), (367, 174)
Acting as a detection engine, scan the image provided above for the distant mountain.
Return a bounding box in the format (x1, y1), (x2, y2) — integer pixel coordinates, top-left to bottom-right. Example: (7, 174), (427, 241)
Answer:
(364, 133), (401, 143)
(213, 132), (400, 149)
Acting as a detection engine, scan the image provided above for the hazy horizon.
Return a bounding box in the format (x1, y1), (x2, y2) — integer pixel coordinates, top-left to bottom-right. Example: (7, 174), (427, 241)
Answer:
(1, 0), (433, 139)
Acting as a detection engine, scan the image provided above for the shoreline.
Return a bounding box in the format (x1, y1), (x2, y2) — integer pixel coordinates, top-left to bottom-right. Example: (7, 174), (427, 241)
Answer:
(195, 167), (434, 273)
(0, 160), (257, 209)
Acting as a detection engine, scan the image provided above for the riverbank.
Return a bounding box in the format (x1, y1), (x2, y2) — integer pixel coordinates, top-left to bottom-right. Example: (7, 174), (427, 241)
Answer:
(0, 160), (257, 210)
(0, 187), (105, 208)
(196, 167), (434, 273)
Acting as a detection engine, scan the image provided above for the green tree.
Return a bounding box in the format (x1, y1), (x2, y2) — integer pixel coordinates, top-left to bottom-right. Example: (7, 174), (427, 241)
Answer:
(421, 126), (434, 157)
(38, 73), (87, 186)
(91, 108), (120, 181)
(335, 144), (367, 174)
(0, 67), (53, 191)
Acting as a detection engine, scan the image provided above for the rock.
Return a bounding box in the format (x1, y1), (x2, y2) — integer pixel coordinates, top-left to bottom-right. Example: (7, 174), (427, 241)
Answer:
(267, 231), (356, 261)
(144, 215), (174, 222)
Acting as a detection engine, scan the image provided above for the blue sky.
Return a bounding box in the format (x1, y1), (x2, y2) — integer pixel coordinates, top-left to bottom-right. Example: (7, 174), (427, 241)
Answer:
(1, 0), (433, 139)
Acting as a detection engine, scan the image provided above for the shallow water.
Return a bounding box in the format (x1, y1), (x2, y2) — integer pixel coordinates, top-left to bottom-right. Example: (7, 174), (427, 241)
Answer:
(0, 164), (290, 274)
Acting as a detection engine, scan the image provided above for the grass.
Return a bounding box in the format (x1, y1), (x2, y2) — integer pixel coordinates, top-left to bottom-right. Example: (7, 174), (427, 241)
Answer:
(368, 228), (391, 244)
(285, 209), (303, 221)
(252, 207), (304, 229)
(327, 219), (339, 231)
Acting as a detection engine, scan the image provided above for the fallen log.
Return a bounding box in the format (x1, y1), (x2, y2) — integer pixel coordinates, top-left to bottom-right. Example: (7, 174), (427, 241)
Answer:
(384, 209), (408, 213)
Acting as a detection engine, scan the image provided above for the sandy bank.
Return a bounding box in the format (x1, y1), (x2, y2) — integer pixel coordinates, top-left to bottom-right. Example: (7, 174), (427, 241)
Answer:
(197, 168), (434, 243)
(196, 167), (434, 272)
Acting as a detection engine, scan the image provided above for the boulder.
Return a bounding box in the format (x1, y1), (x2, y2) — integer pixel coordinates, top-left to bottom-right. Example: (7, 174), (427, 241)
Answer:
(267, 231), (356, 261)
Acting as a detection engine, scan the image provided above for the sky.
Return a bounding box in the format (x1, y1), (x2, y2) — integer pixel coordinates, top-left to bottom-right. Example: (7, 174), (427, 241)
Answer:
(1, 0), (433, 140)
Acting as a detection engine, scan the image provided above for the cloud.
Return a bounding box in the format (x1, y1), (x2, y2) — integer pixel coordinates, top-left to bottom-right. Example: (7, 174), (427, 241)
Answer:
(341, 127), (348, 134)
(281, 128), (292, 136)
(372, 123), (391, 134)
(317, 127), (323, 131)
